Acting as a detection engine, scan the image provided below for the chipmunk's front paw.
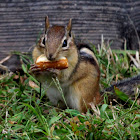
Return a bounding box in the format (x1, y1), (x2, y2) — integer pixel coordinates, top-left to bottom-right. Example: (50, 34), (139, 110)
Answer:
(29, 64), (60, 78)
(29, 64), (41, 73)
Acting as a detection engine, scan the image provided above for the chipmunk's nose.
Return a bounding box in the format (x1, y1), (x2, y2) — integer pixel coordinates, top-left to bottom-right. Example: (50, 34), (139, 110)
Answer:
(48, 54), (55, 61)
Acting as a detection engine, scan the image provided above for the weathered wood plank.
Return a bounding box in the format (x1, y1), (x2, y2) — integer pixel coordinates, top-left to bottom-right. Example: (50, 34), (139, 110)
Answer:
(0, 0), (140, 60)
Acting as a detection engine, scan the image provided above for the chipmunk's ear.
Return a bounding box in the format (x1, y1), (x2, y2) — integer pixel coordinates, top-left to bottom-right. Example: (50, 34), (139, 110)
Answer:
(66, 18), (72, 37)
(45, 16), (50, 33)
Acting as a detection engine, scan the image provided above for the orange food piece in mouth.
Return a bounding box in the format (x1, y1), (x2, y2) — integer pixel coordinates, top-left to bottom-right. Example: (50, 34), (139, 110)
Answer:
(35, 54), (68, 70)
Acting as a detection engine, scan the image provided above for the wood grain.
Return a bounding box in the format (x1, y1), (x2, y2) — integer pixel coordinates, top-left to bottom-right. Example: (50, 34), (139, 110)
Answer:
(0, 0), (140, 60)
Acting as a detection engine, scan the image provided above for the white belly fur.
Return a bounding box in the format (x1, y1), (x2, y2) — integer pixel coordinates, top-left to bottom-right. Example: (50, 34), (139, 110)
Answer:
(44, 82), (79, 110)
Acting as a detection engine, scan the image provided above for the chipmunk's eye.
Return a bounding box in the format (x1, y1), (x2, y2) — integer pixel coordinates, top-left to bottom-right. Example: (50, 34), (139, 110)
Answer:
(62, 40), (67, 47)
(42, 37), (45, 45)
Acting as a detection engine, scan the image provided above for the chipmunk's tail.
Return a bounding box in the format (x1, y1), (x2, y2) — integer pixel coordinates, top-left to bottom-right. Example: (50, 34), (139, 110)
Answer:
(101, 75), (140, 102)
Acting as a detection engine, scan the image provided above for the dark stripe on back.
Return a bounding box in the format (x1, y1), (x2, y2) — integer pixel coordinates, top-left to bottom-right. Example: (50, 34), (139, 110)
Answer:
(68, 43), (98, 81)
(77, 43), (98, 66)
(80, 51), (97, 66)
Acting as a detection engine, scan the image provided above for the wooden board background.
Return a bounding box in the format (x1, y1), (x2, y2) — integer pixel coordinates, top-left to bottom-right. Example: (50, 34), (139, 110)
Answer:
(0, 0), (140, 60)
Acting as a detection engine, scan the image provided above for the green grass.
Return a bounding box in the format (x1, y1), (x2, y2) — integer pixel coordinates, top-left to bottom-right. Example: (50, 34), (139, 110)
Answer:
(0, 41), (140, 139)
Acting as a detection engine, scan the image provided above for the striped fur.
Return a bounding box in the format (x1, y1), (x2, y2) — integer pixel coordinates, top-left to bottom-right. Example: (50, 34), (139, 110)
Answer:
(31, 18), (101, 112)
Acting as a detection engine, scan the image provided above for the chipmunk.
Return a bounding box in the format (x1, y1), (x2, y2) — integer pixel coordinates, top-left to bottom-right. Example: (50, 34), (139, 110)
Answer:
(30, 17), (101, 113)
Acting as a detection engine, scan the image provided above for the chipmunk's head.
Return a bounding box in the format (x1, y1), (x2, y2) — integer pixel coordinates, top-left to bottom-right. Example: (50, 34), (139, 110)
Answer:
(39, 16), (75, 61)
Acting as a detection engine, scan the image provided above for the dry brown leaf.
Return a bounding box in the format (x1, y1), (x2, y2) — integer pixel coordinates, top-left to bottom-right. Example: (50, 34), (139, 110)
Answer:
(29, 80), (39, 88)
(71, 116), (80, 123)
(0, 103), (6, 107)
(43, 109), (50, 114)
(14, 75), (19, 79)
(8, 120), (17, 124)
(14, 75), (27, 84)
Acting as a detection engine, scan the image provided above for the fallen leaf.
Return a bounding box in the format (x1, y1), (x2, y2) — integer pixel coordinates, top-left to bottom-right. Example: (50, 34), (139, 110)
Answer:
(8, 120), (17, 124)
(29, 80), (39, 88)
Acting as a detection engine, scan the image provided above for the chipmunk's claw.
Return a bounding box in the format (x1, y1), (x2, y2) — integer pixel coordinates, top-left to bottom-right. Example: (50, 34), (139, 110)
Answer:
(29, 64), (60, 77)
(29, 64), (41, 74)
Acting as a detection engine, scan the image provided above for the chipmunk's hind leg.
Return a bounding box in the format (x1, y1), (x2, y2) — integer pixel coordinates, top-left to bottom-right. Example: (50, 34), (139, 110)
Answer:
(70, 75), (101, 113)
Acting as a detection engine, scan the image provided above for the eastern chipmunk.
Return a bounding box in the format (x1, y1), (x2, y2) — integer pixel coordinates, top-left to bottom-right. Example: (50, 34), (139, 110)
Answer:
(31, 17), (101, 113)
